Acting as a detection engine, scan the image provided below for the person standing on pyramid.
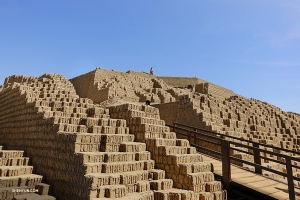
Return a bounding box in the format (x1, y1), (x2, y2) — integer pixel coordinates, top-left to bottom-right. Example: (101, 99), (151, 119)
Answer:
(150, 67), (154, 75)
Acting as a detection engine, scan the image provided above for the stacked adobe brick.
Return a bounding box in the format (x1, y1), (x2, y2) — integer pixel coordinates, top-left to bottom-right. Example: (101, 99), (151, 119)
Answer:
(69, 68), (300, 187)
(0, 145), (55, 200)
(0, 73), (212, 200)
(155, 93), (300, 184)
(194, 83), (234, 100)
(108, 103), (227, 200)
(0, 74), (156, 199)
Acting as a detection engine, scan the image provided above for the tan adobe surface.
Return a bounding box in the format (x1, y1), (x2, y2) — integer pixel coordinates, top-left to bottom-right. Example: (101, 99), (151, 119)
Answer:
(0, 67), (299, 199)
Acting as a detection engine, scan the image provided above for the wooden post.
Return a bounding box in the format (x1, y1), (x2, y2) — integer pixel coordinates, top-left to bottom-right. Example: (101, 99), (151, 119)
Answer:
(253, 143), (262, 174)
(221, 140), (231, 197)
(188, 130), (191, 143)
(286, 156), (295, 200)
(194, 129), (197, 144)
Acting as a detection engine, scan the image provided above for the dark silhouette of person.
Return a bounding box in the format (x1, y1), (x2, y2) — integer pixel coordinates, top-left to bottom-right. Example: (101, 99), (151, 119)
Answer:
(150, 67), (154, 75)
(146, 100), (151, 106)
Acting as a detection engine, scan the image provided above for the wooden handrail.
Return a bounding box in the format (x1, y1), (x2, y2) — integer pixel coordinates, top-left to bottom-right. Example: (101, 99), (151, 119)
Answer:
(168, 122), (300, 200)
(173, 122), (300, 156)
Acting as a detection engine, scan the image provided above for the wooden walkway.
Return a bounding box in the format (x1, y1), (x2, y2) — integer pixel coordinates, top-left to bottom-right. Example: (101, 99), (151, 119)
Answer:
(202, 155), (300, 200)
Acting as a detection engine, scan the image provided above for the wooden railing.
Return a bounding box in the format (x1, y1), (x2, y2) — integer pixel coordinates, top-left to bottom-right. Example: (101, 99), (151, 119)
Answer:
(168, 122), (300, 200)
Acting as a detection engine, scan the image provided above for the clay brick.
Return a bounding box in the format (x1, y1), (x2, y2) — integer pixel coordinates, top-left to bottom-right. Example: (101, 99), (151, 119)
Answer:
(148, 169), (165, 180)
(186, 172), (214, 185)
(35, 183), (50, 195)
(119, 143), (146, 152)
(136, 181), (150, 192)
(205, 181), (222, 192)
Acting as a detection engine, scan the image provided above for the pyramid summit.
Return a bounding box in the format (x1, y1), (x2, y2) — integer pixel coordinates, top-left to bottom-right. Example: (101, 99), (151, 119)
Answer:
(0, 68), (299, 200)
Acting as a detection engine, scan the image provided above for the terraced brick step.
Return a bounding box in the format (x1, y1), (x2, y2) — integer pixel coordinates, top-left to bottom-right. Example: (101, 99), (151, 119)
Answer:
(79, 118), (127, 127)
(112, 110), (160, 120)
(198, 190), (227, 200)
(70, 136), (140, 152)
(184, 172), (215, 185)
(92, 190), (154, 200)
(101, 126), (129, 134)
(178, 162), (212, 174)
(0, 174), (43, 188)
(0, 157), (29, 166)
(205, 181), (223, 192)
(119, 142), (146, 152)
(101, 134), (134, 143)
(146, 138), (175, 147)
(72, 134), (132, 146)
(149, 179), (173, 190)
(0, 186), (30, 200)
(158, 154), (203, 165)
(135, 181), (151, 192)
(87, 126), (130, 134)
(86, 107), (108, 116)
(86, 170), (150, 189)
(101, 160), (154, 173)
(183, 180), (223, 193)
(0, 151), (24, 158)
(155, 146), (196, 155)
(83, 156), (152, 174)
(99, 143), (120, 152)
(134, 152), (151, 161)
(0, 166), (33, 177)
(129, 117), (165, 126)
(49, 116), (81, 124)
(95, 184), (128, 198)
(86, 113), (110, 118)
(148, 169), (165, 180)
(77, 151), (151, 164)
(175, 139), (190, 147)
(13, 193), (56, 200)
(0, 185), (53, 200)
(89, 179), (152, 197)
(72, 113), (89, 118)
(75, 143), (101, 152)
(135, 132), (177, 141)
(153, 188), (199, 200)
(55, 123), (130, 134)
(132, 124), (170, 133)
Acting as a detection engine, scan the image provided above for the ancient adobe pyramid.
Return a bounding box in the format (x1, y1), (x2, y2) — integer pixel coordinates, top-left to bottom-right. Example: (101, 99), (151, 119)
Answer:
(69, 68), (300, 184)
(0, 71), (226, 200)
(0, 67), (299, 200)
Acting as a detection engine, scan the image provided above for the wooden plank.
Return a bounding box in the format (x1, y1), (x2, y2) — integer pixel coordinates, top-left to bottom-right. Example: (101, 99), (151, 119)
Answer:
(234, 176), (266, 184)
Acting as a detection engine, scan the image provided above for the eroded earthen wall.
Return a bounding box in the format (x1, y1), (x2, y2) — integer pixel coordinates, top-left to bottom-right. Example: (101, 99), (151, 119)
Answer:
(69, 70), (95, 98)
(158, 77), (205, 87)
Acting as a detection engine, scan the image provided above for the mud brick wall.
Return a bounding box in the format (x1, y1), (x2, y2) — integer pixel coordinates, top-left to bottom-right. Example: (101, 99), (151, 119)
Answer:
(69, 70), (95, 98)
(195, 83), (235, 99)
(158, 77), (206, 87)
(152, 102), (180, 126)
(87, 86), (110, 103)
(0, 74), (99, 200)
(4, 75), (37, 86)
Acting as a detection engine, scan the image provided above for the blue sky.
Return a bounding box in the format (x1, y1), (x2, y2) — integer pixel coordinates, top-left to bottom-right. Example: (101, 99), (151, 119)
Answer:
(1, 0), (300, 113)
